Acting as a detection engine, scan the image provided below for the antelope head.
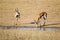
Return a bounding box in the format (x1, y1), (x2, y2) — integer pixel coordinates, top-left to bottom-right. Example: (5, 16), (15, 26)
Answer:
(34, 20), (38, 24)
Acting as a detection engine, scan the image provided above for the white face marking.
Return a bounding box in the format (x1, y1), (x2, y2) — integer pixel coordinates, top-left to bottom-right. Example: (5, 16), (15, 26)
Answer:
(44, 20), (47, 23)
(44, 15), (46, 19)
(43, 15), (46, 20)
(43, 15), (47, 23)
(16, 12), (19, 15)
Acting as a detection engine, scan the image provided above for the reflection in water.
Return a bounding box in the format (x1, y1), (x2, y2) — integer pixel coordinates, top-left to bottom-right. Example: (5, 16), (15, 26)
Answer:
(0, 27), (60, 31)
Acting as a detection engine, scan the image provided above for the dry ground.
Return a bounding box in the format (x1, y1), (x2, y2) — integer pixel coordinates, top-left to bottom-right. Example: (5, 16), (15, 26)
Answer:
(0, 30), (60, 40)
(0, 0), (60, 40)
(0, 0), (60, 27)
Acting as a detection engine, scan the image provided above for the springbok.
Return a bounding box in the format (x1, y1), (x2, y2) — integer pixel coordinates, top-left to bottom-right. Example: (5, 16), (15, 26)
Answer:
(15, 8), (20, 25)
(34, 12), (47, 30)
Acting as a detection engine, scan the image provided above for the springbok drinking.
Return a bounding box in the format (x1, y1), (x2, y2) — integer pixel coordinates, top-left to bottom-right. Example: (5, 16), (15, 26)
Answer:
(34, 12), (47, 30)
(15, 8), (20, 25)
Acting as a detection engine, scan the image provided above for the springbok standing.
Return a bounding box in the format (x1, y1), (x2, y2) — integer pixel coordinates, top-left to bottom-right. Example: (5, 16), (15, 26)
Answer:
(15, 8), (20, 25)
(34, 12), (47, 30)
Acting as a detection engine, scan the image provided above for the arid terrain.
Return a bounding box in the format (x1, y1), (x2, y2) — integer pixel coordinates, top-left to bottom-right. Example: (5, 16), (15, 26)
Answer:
(0, 30), (60, 40)
(0, 0), (60, 40)
(0, 0), (60, 27)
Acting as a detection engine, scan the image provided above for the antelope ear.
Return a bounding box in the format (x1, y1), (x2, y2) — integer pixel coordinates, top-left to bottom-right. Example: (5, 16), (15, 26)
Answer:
(15, 8), (18, 11)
